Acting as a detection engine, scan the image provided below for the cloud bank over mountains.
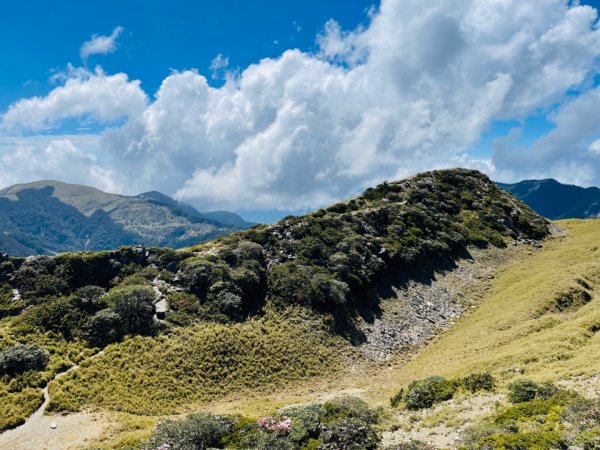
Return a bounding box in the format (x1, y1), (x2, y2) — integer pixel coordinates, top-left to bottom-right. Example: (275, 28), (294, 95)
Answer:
(1, 0), (600, 210)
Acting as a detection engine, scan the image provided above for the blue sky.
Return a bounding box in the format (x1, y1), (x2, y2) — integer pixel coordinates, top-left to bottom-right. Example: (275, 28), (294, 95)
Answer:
(1, 0), (600, 223)
(0, 0), (375, 109)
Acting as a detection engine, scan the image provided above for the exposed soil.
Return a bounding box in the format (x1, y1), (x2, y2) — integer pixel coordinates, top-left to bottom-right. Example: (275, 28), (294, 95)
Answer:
(0, 352), (112, 450)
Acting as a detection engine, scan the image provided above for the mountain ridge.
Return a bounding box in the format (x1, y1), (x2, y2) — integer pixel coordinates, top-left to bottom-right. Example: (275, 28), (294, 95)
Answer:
(0, 180), (252, 256)
(498, 178), (600, 219)
(0, 168), (563, 447)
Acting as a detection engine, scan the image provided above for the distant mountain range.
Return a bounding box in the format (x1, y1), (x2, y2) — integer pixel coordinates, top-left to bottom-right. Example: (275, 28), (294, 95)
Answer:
(0, 180), (253, 256)
(498, 179), (600, 220)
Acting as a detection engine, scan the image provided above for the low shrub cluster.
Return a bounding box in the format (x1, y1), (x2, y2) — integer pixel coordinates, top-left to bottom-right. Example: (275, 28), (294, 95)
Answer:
(142, 396), (380, 450)
(507, 379), (559, 403)
(390, 372), (495, 410)
(0, 343), (49, 375)
(460, 389), (600, 449)
(17, 284), (158, 348)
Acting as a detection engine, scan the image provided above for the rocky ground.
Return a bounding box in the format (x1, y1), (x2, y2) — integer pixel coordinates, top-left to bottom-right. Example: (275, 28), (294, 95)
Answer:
(356, 243), (529, 361)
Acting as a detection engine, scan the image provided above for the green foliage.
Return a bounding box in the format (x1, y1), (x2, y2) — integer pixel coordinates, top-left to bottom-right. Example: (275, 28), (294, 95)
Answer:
(461, 372), (495, 393)
(390, 388), (404, 408)
(268, 263), (349, 310)
(0, 387), (45, 431)
(507, 379), (558, 403)
(142, 397), (381, 450)
(84, 309), (123, 347)
(0, 343), (49, 375)
(318, 417), (379, 450)
(142, 412), (234, 450)
(322, 396), (378, 424)
(281, 403), (326, 444)
(106, 285), (156, 336)
(460, 389), (594, 450)
(403, 376), (457, 410)
(47, 317), (342, 414)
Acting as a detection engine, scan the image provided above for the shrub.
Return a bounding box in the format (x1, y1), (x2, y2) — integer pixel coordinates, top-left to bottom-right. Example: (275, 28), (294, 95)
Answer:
(461, 372), (495, 393)
(322, 396), (378, 424)
(318, 417), (379, 450)
(106, 285), (156, 335)
(0, 343), (49, 375)
(72, 285), (106, 311)
(404, 376), (457, 410)
(143, 412), (233, 450)
(390, 388), (404, 408)
(268, 263), (349, 310)
(84, 309), (123, 347)
(281, 403), (326, 444)
(507, 379), (558, 403)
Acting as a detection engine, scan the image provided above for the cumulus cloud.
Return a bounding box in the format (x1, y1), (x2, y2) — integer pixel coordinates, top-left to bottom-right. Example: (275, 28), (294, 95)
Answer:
(2, 0), (600, 208)
(0, 135), (116, 192)
(80, 26), (123, 62)
(1, 67), (147, 131)
(493, 85), (600, 186)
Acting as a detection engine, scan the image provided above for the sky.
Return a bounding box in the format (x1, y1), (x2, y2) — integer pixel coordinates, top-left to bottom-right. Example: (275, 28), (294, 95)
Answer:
(1, 0), (600, 222)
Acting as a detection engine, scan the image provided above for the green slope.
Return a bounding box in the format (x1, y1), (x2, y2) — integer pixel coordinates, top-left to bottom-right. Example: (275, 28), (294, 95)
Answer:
(0, 168), (550, 436)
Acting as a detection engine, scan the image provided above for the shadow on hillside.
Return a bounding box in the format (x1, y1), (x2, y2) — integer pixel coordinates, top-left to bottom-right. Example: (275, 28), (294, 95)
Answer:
(335, 247), (475, 345)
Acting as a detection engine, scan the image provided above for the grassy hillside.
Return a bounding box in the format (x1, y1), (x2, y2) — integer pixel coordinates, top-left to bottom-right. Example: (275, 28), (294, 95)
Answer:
(382, 219), (600, 388)
(0, 169), (552, 444)
(47, 312), (346, 415)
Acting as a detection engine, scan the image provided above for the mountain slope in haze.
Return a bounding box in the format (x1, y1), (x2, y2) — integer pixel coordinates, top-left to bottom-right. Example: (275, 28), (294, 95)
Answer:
(498, 178), (600, 219)
(0, 180), (252, 256)
(0, 168), (552, 435)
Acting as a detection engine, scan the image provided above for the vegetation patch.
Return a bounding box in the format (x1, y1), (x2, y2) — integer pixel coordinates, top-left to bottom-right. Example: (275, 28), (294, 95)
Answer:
(390, 372), (495, 410)
(142, 396), (380, 450)
(460, 389), (599, 450)
(48, 314), (345, 415)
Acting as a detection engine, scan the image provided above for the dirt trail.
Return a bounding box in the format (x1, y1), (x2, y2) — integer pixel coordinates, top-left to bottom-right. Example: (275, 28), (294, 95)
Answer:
(0, 352), (112, 450)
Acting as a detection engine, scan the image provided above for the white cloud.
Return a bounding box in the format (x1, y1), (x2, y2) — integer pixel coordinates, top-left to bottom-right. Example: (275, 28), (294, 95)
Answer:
(80, 26), (124, 62)
(589, 139), (600, 155)
(0, 135), (116, 192)
(1, 67), (147, 131)
(1, 0), (600, 208)
(209, 54), (229, 79)
(493, 85), (600, 186)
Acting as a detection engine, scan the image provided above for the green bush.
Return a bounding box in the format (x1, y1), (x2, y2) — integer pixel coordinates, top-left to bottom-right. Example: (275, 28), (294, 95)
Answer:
(143, 412), (233, 450)
(507, 379), (558, 403)
(404, 376), (457, 410)
(106, 285), (156, 335)
(84, 309), (123, 347)
(322, 396), (378, 424)
(318, 417), (379, 450)
(72, 285), (106, 311)
(281, 403), (326, 444)
(390, 388), (404, 408)
(0, 343), (49, 375)
(461, 372), (495, 393)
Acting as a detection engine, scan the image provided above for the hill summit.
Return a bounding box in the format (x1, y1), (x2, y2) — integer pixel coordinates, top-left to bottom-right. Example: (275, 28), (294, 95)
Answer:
(0, 180), (252, 256)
